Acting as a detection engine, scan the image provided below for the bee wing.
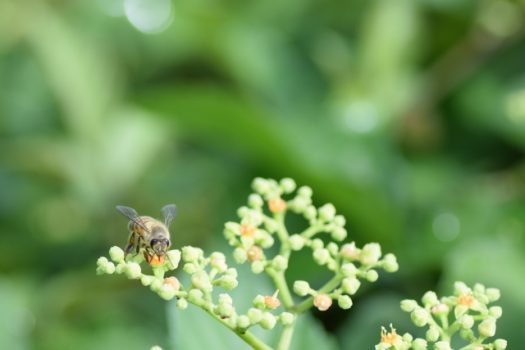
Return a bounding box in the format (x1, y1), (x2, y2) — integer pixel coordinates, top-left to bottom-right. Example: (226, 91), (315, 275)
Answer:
(161, 204), (177, 227)
(116, 205), (150, 232)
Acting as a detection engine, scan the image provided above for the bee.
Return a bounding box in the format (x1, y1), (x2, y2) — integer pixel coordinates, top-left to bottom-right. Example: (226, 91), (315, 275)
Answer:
(116, 204), (177, 262)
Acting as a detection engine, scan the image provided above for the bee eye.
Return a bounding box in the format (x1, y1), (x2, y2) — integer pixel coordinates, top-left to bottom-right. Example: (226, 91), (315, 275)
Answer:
(165, 239), (171, 247)
(150, 239), (158, 247)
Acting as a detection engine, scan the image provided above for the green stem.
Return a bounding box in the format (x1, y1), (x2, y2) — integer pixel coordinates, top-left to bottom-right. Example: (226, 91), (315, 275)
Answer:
(267, 268), (294, 309)
(274, 212), (290, 257)
(277, 324), (295, 350)
(293, 275), (342, 314)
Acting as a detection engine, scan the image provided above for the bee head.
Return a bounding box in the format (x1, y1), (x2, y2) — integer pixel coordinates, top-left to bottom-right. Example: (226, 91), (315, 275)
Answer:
(151, 238), (170, 256)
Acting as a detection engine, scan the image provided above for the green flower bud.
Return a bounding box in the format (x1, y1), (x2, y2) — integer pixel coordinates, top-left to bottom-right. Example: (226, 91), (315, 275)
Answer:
(104, 262), (116, 274)
(158, 284), (177, 300)
(326, 242), (339, 255)
(141, 275), (154, 286)
(280, 312), (295, 325)
(454, 281), (471, 296)
(225, 267), (238, 278)
(290, 197), (308, 212)
(237, 315), (251, 329)
(253, 295), (266, 309)
(216, 302), (235, 317)
(341, 277), (361, 295)
(150, 279), (163, 292)
(454, 305), (468, 319)
(434, 341), (452, 350)
(412, 338), (427, 350)
(188, 289), (204, 305)
(210, 252), (227, 272)
(459, 328), (473, 340)
(366, 269), (379, 282)
(233, 248), (247, 264)
(253, 178), (271, 195)
(219, 275), (238, 290)
(260, 312), (277, 330)
(97, 256), (109, 268)
(486, 288), (501, 302)
(248, 194), (264, 208)
(183, 263), (198, 274)
(257, 232), (274, 249)
(313, 248), (330, 265)
(251, 261), (265, 274)
(489, 306), (503, 319)
(311, 238), (324, 250)
(280, 178), (296, 193)
(109, 246), (125, 262)
(150, 346), (163, 350)
(182, 246), (203, 263)
(411, 308), (430, 327)
(340, 242), (360, 260)
(224, 222), (241, 238)
(272, 255), (288, 271)
(400, 299), (418, 312)
(459, 315), (474, 329)
(360, 243), (382, 265)
(402, 333), (413, 342)
(264, 219), (279, 233)
(334, 215), (346, 226)
(289, 234), (305, 251)
(341, 263), (357, 277)
(237, 206), (249, 218)
(304, 206), (317, 220)
(338, 295), (353, 309)
(426, 326), (440, 342)
(331, 227), (347, 241)
(319, 203), (336, 221)
(422, 291), (439, 307)
(494, 339), (507, 350)
(478, 318), (496, 337)
(298, 186), (312, 198)
(176, 298), (188, 310)
(313, 294), (332, 311)
(293, 280), (311, 296)
(166, 250), (181, 270)
(473, 283), (485, 294)
(382, 254), (398, 272)
(191, 271), (212, 292)
(431, 303), (449, 316)
(125, 262), (142, 279)
(247, 308), (263, 324)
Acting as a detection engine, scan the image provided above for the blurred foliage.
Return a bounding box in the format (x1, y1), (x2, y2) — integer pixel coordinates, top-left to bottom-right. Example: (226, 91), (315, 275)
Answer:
(0, 0), (524, 349)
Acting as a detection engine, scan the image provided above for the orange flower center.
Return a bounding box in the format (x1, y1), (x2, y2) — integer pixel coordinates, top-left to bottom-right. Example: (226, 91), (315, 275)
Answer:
(268, 198), (286, 213)
(458, 294), (474, 307)
(145, 253), (165, 267)
(240, 223), (256, 237)
(247, 246), (263, 262)
(380, 326), (399, 345)
(164, 277), (180, 290)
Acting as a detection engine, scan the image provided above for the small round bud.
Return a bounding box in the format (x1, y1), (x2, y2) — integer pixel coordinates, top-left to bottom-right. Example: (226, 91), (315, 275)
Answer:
(183, 263), (198, 274)
(289, 234), (305, 250)
(233, 248), (247, 264)
(109, 246), (125, 262)
(216, 302), (235, 318)
(331, 227), (347, 241)
(422, 291), (439, 307)
(340, 242), (360, 260)
(260, 312), (277, 330)
(494, 339), (507, 350)
(97, 256), (109, 267)
(247, 246), (264, 262)
(104, 262), (116, 274)
(251, 261), (265, 274)
(150, 279), (163, 292)
(247, 308), (263, 324)
(257, 231), (274, 248)
(434, 341), (452, 350)
(326, 242), (339, 256)
(164, 277), (180, 291)
(191, 271), (212, 292)
(177, 298), (188, 310)
(272, 255), (288, 271)
(253, 178), (271, 194)
(313, 249), (330, 265)
(166, 250), (181, 270)
(459, 315), (474, 329)
(366, 270), (379, 282)
(268, 197), (287, 213)
(341, 263), (357, 277)
(219, 275), (238, 290)
(426, 326), (440, 342)
(478, 318), (496, 337)
(360, 243), (382, 265)
(304, 206), (316, 220)
(150, 346), (163, 350)
(334, 215), (346, 226)
(318, 203), (336, 221)
(248, 194), (264, 208)
(337, 295), (353, 309)
(412, 338), (427, 350)
(298, 186), (312, 198)
(253, 295), (266, 309)
(264, 293), (281, 309)
(237, 315), (251, 329)
(313, 294), (332, 311)
(210, 252), (227, 272)
(264, 219), (279, 233)
(224, 222), (241, 238)
(311, 239), (324, 250)
(188, 289), (204, 305)
(225, 267), (238, 278)
(293, 280), (310, 296)
(431, 303), (449, 315)
(158, 284), (177, 300)
(182, 246), (203, 263)
(280, 312), (295, 325)
(341, 277), (361, 295)
(141, 275), (154, 286)
(454, 281), (471, 296)
(382, 254), (398, 272)
(400, 299), (418, 312)
(403, 333), (413, 343)
(411, 308), (430, 327)
(125, 262), (142, 279)
(486, 288), (501, 302)
(489, 306), (503, 319)
(280, 178), (296, 193)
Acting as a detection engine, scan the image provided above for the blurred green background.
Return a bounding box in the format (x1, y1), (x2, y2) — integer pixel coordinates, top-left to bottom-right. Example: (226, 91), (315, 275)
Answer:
(1, 0), (524, 349)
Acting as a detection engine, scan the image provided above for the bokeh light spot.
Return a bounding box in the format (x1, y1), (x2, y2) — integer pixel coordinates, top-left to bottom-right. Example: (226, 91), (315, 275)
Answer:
(124, 0), (173, 34)
(432, 212), (460, 242)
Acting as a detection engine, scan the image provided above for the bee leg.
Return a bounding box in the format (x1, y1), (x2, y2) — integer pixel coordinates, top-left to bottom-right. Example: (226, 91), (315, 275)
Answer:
(125, 232), (137, 257)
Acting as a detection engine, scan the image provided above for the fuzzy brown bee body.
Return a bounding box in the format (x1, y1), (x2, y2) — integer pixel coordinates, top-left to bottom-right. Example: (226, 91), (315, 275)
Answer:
(116, 205), (177, 260)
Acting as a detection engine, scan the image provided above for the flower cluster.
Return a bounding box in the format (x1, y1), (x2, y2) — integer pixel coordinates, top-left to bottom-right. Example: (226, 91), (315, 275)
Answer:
(376, 282), (507, 350)
(224, 177), (399, 313)
(96, 245), (292, 333)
